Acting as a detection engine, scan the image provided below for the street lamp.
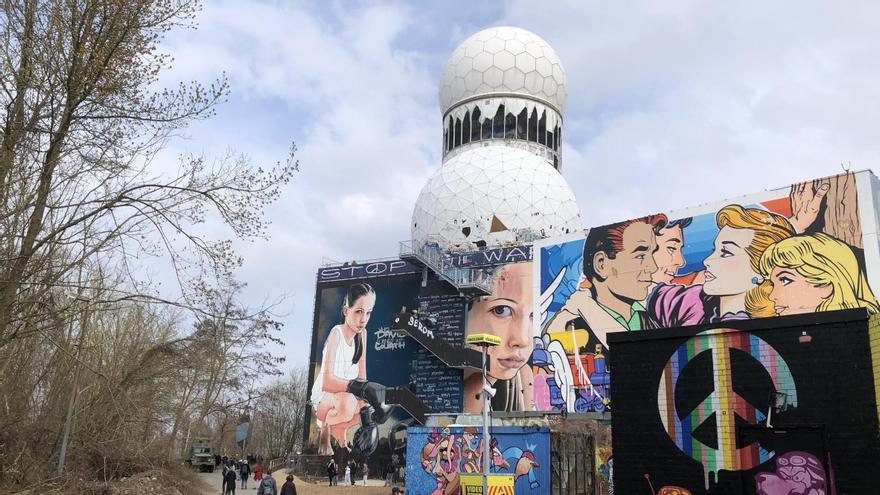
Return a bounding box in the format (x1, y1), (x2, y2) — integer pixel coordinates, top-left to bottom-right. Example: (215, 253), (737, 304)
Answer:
(465, 332), (501, 495)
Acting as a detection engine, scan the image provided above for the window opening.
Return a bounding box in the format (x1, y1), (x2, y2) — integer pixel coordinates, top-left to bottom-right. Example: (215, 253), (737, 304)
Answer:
(492, 104), (505, 139)
(538, 110), (547, 145)
(471, 107), (482, 142)
(505, 112), (517, 139)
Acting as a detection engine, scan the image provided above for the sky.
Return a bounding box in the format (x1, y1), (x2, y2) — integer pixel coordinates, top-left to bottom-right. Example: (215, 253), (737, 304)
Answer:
(154, 0), (880, 372)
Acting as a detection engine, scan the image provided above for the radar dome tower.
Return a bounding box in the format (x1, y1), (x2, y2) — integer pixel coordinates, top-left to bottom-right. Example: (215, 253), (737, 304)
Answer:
(411, 27), (583, 251)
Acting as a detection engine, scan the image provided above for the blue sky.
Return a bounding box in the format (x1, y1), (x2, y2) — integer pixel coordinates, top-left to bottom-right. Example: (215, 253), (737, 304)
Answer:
(152, 1), (880, 372)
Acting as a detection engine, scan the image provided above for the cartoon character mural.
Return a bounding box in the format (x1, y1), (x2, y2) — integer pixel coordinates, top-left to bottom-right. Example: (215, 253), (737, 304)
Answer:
(406, 426), (550, 495)
(534, 172), (877, 414)
(754, 451), (828, 495)
(306, 274), (423, 456)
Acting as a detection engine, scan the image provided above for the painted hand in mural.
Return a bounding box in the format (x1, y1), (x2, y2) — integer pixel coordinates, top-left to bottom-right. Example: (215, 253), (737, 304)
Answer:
(788, 180), (830, 233)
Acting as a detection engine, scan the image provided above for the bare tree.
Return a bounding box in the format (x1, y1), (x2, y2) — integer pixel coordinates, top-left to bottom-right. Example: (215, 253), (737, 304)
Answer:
(250, 367), (310, 459)
(0, 0), (297, 489)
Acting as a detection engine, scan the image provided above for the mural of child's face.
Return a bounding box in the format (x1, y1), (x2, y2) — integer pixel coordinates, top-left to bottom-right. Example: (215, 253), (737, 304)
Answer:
(343, 293), (376, 333)
(653, 224), (686, 284)
(703, 226), (756, 296)
(468, 262), (534, 381)
(599, 222), (658, 302)
(768, 266), (832, 315)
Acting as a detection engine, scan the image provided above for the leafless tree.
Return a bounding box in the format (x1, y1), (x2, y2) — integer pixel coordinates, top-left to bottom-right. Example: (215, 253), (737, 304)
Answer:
(0, 0), (297, 489)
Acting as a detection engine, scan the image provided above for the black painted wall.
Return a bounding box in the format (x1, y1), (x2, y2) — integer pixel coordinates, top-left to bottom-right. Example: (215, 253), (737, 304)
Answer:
(609, 309), (880, 495)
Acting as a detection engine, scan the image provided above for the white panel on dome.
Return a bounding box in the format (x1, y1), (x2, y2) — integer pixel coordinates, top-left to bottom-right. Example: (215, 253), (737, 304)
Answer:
(411, 146), (581, 251)
(439, 27), (567, 115)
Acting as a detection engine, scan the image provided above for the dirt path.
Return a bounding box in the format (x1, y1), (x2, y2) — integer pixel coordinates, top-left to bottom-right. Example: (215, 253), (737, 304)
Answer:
(197, 469), (395, 495)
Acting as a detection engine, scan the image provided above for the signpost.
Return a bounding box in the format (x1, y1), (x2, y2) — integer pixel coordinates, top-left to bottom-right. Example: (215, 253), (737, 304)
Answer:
(465, 333), (501, 495)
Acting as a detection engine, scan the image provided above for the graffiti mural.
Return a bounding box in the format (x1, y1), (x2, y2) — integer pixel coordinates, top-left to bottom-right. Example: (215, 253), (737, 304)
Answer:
(658, 328), (798, 487)
(754, 451), (827, 495)
(609, 309), (878, 494)
(305, 274), (422, 456)
(534, 172), (877, 413)
(463, 262), (536, 413)
(406, 426), (550, 495)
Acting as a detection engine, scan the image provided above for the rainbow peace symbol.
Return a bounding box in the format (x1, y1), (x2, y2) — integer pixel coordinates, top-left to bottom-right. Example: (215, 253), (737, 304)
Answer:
(656, 328), (798, 487)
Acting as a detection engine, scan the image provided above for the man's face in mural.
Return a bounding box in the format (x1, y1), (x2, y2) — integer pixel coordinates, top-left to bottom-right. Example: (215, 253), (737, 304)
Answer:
(768, 267), (832, 315)
(342, 293), (376, 333)
(468, 262), (533, 381)
(703, 226), (756, 296)
(652, 224), (686, 284)
(595, 222), (658, 302)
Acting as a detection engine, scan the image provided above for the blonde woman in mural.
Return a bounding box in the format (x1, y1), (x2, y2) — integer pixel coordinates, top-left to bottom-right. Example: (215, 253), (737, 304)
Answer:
(310, 283), (374, 455)
(759, 233), (879, 315)
(464, 262), (534, 413)
(648, 205), (795, 326)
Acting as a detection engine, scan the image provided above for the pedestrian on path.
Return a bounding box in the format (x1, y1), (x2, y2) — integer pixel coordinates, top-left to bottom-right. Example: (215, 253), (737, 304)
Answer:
(223, 467), (237, 495)
(280, 474), (297, 495)
(362, 464), (369, 486)
(257, 474), (278, 495)
(327, 459), (337, 486)
(344, 463), (351, 486)
(239, 459), (251, 489)
(254, 462), (265, 484)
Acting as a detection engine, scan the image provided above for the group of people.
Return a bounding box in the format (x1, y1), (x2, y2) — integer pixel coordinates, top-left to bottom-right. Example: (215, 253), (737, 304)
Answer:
(325, 459), (379, 487)
(219, 457), (297, 495)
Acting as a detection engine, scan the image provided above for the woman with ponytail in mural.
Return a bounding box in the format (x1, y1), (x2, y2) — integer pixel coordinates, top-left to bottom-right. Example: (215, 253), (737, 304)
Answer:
(311, 283), (390, 455)
(759, 232), (879, 315)
(648, 205), (795, 326)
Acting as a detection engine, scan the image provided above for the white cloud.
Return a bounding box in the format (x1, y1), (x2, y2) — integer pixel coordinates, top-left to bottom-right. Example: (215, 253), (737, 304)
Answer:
(150, 1), (880, 372)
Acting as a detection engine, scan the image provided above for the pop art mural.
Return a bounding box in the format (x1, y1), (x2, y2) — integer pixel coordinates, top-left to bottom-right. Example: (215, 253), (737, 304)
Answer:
(534, 172), (878, 414)
(406, 426), (550, 495)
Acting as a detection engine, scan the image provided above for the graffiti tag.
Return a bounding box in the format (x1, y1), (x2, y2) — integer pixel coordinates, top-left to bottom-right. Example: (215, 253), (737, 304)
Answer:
(374, 327), (407, 351)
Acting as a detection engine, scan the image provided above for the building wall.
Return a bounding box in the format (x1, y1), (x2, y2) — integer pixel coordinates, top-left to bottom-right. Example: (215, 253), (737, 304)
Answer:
(609, 309), (880, 495)
(406, 426), (551, 495)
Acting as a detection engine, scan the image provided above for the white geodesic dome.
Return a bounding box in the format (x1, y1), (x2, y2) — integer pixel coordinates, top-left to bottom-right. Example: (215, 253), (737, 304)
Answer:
(439, 26), (567, 115)
(411, 145), (582, 250)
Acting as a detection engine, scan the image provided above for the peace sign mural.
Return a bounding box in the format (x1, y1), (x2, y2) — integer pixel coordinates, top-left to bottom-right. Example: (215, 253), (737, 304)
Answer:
(657, 328), (798, 489)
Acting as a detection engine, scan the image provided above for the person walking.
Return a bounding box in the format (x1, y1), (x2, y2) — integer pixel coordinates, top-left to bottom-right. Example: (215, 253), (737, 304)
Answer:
(280, 474), (298, 495)
(384, 464), (394, 486)
(254, 462), (265, 484)
(344, 462), (352, 486)
(239, 459), (251, 490)
(326, 459), (337, 486)
(257, 474), (278, 495)
(362, 464), (369, 486)
(223, 466), (237, 495)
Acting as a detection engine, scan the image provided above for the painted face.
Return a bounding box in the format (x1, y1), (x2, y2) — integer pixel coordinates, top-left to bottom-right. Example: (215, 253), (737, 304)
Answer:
(467, 262), (534, 381)
(703, 226), (757, 296)
(768, 266), (831, 316)
(600, 222), (659, 302)
(343, 293), (376, 333)
(653, 224), (686, 284)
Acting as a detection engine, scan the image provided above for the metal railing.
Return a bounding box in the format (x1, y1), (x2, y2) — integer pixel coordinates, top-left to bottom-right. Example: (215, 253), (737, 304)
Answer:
(399, 240), (493, 294)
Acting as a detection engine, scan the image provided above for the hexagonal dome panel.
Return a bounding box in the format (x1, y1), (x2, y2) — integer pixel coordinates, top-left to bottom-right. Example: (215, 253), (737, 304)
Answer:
(439, 26), (567, 115)
(412, 146), (582, 250)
